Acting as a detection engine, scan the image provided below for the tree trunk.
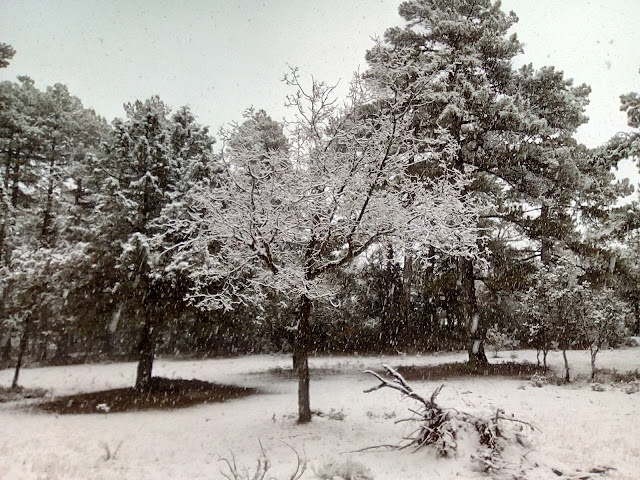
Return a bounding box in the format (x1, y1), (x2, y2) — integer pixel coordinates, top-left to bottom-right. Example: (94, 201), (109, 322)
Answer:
(294, 295), (312, 423)
(540, 205), (552, 265)
(562, 349), (570, 383)
(590, 347), (598, 380)
(401, 252), (413, 328)
(460, 257), (487, 368)
(12, 315), (31, 389)
(54, 330), (72, 362)
(0, 222), (5, 267)
(40, 142), (57, 247)
(135, 309), (157, 392)
(2, 328), (12, 362)
(38, 314), (48, 362)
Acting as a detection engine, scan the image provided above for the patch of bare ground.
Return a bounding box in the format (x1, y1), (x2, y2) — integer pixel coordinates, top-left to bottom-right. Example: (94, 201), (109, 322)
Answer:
(395, 361), (542, 381)
(37, 377), (259, 414)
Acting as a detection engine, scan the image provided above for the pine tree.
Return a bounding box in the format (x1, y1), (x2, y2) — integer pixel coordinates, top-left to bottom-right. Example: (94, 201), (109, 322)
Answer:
(0, 77), (107, 384)
(365, 0), (626, 366)
(96, 97), (215, 391)
(0, 43), (15, 69)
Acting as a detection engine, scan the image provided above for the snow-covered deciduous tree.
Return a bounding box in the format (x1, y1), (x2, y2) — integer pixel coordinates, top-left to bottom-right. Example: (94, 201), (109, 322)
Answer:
(575, 286), (629, 379)
(519, 263), (582, 381)
(519, 260), (630, 382)
(185, 69), (481, 423)
(485, 324), (518, 358)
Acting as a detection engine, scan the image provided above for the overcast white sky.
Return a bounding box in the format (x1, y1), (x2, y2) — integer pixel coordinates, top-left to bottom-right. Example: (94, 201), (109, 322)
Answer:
(1, 0), (639, 183)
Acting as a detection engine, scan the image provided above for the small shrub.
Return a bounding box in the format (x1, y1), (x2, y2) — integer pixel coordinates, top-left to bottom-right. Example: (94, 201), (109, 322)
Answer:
(530, 373), (547, 388)
(219, 443), (306, 480)
(590, 383), (606, 392)
(314, 458), (374, 480)
(485, 326), (519, 358)
(611, 369), (639, 383)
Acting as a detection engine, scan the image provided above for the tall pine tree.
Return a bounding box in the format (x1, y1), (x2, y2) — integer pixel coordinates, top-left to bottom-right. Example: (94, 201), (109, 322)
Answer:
(365, 0), (624, 366)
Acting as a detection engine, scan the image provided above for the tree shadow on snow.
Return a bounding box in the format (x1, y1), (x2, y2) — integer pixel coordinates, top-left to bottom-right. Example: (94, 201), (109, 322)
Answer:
(36, 377), (259, 414)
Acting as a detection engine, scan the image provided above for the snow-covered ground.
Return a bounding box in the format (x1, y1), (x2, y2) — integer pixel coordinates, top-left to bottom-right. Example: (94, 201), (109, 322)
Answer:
(1, 348), (639, 479)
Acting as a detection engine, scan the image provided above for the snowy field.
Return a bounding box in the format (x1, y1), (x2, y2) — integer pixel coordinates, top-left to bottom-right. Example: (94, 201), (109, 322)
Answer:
(1, 348), (639, 480)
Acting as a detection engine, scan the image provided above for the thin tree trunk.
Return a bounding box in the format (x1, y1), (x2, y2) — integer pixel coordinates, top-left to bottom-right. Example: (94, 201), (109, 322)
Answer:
(135, 309), (157, 392)
(41, 142), (57, 246)
(294, 295), (312, 423)
(540, 205), (552, 265)
(401, 252), (413, 328)
(2, 328), (12, 362)
(460, 257), (487, 368)
(0, 222), (5, 267)
(12, 315), (31, 389)
(10, 149), (22, 207)
(590, 347), (598, 380)
(562, 348), (570, 383)
(38, 314), (48, 362)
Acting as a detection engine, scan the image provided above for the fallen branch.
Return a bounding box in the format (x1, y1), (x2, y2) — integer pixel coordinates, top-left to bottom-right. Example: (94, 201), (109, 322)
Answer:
(363, 364), (536, 471)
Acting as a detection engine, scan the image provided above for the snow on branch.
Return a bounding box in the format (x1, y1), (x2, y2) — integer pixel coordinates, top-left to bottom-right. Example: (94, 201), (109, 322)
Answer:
(183, 67), (482, 310)
(362, 365), (536, 474)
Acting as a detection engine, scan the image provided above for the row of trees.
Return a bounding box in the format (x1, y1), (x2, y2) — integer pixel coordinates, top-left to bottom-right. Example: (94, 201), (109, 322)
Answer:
(1, 1), (639, 422)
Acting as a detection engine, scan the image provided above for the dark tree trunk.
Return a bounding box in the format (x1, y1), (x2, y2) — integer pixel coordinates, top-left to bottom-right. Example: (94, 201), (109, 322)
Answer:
(590, 346), (598, 380)
(2, 328), (12, 362)
(38, 315), (48, 362)
(135, 309), (157, 392)
(0, 223), (5, 267)
(540, 205), (552, 265)
(54, 330), (72, 362)
(12, 316), (31, 389)
(562, 349), (570, 383)
(460, 257), (488, 368)
(294, 295), (312, 423)
(41, 142), (57, 247)
(401, 252), (413, 344)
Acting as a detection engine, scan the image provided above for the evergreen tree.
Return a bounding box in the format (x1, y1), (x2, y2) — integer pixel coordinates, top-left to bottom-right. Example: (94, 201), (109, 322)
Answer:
(365, 0), (626, 366)
(0, 78), (107, 383)
(0, 43), (15, 69)
(96, 97), (215, 390)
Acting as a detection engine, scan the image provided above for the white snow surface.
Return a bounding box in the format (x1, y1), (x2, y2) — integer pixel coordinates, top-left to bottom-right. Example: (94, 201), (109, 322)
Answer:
(1, 348), (639, 479)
